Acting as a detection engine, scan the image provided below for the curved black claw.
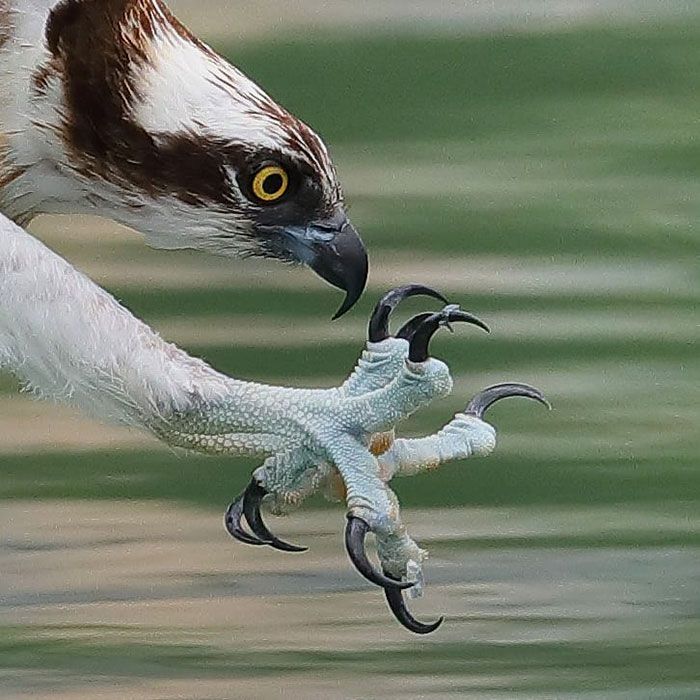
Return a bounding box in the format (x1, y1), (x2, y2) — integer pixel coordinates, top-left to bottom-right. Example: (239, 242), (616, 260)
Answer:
(344, 516), (414, 590)
(383, 572), (444, 635)
(368, 285), (448, 342)
(242, 481), (308, 553)
(409, 306), (490, 363)
(224, 494), (267, 546)
(465, 382), (551, 419)
(396, 312), (434, 341)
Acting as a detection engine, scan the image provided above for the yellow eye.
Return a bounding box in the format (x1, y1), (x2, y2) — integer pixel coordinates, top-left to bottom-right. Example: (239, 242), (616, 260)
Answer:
(251, 165), (289, 203)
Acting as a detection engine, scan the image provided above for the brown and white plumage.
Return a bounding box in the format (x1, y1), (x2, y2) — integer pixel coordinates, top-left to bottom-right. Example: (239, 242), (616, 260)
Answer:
(1, 0), (366, 310)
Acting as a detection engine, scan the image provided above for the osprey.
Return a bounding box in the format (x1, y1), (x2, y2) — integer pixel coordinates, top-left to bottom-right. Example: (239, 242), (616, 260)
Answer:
(0, 0), (547, 633)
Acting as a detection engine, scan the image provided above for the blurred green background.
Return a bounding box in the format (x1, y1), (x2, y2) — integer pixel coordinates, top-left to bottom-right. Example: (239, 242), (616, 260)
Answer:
(1, 3), (699, 699)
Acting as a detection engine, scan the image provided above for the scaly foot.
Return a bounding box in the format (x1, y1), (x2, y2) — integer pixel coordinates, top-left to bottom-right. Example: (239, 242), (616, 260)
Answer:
(196, 286), (549, 633)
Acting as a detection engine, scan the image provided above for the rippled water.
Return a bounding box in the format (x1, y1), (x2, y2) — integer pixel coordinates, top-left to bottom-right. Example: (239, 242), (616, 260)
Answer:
(1, 503), (698, 698)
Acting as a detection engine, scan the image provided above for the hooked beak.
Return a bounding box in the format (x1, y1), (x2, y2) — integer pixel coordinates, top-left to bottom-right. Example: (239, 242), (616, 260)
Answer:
(277, 212), (369, 319)
(311, 218), (369, 319)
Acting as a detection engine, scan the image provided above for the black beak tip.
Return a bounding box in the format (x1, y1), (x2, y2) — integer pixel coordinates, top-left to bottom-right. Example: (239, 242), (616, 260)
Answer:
(307, 220), (369, 320)
(331, 244), (369, 320)
(332, 285), (365, 320)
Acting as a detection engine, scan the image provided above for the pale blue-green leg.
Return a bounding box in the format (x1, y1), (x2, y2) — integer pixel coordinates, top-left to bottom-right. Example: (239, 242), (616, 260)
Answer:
(378, 413), (497, 479)
(348, 358), (454, 436)
(254, 449), (330, 514)
(324, 434), (425, 582)
(340, 333), (501, 482)
(341, 284), (448, 398)
(341, 338), (409, 397)
(340, 337), (410, 459)
(143, 287), (546, 634)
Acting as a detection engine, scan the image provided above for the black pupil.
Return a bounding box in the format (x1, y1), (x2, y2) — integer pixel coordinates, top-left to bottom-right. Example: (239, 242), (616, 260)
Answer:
(263, 173), (284, 195)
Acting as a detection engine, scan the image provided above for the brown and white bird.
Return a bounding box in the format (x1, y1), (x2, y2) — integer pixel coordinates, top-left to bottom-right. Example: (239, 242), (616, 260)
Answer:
(0, 0), (547, 634)
(0, 0), (367, 312)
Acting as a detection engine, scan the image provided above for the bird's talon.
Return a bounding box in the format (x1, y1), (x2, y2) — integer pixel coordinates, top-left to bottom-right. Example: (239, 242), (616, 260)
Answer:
(396, 312), (434, 340)
(383, 570), (444, 635)
(344, 516), (415, 590)
(227, 315), (548, 633)
(368, 284), (448, 342)
(465, 382), (551, 420)
(242, 480), (308, 552)
(408, 307), (490, 363)
(226, 480), (307, 552)
(224, 494), (267, 546)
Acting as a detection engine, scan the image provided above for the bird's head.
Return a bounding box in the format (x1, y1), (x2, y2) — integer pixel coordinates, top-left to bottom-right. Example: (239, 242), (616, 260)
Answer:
(8, 0), (367, 316)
